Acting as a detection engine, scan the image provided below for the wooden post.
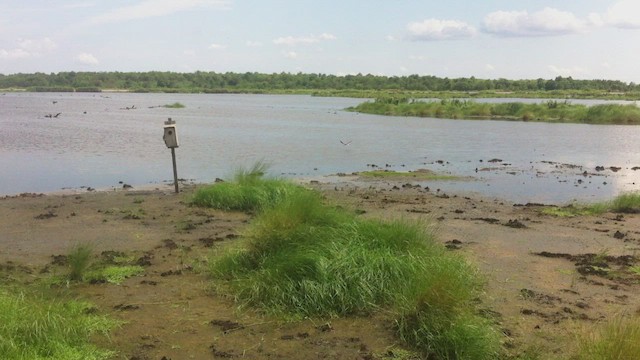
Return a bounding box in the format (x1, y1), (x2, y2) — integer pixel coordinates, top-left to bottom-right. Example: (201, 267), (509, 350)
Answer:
(171, 147), (179, 193)
(163, 118), (179, 194)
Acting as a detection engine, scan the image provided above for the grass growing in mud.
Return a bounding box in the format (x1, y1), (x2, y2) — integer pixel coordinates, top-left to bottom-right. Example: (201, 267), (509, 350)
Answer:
(84, 265), (145, 285)
(204, 174), (500, 358)
(349, 98), (640, 124)
(68, 243), (93, 281)
(0, 287), (117, 359)
(542, 192), (640, 217)
(609, 192), (640, 213)
(192, 163), (304, 212)
(57, 245), (145, 285)
(574, 314), (640, 360)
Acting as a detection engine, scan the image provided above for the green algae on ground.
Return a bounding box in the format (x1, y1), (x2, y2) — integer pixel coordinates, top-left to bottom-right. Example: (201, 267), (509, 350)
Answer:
(358, 169), (458, 181)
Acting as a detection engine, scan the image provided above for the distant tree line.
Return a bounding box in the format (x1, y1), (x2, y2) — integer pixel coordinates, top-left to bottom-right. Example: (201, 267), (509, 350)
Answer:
(0, 71), (638, 93)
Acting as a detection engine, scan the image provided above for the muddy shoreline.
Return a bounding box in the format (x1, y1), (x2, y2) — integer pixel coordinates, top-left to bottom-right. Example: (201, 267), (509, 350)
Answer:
(1, 178), (640, 358)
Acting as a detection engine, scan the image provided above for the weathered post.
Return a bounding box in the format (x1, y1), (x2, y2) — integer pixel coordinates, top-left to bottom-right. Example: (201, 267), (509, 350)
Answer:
(162, 118), (180, 193)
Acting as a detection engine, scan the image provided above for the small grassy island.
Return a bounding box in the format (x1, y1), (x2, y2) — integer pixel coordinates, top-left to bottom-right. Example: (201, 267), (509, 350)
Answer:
(349, 98), (640, 125)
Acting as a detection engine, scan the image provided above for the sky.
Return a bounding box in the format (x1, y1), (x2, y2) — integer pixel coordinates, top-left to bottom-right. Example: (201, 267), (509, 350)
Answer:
(1, 0), (640, 82)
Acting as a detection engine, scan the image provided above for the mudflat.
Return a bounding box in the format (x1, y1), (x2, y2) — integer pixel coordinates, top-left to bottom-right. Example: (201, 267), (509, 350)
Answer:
(1, 179), (639, 358)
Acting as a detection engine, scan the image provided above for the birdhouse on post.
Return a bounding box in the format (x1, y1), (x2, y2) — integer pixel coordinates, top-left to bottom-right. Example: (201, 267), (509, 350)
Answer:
(163, 118), (180, 193)
(163, 118), (179, 148)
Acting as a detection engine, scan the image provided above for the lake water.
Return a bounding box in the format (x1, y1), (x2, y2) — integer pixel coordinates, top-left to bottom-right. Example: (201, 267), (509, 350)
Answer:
(1, 92), (639, 204)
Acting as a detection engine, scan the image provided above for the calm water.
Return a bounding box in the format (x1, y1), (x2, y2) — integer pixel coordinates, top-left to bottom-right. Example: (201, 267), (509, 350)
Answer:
(1, 92), (639, 204)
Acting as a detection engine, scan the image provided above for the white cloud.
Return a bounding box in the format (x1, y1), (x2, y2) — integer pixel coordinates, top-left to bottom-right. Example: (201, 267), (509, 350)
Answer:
(273, 33), (336, 46)
(0, 37), (57, 59)
(64, 2), (97, 9)
(587, 13), (605, 27)
(283, 51), (298, 59)
(76, 53), (99, 65)
(385, 35), (396, 41)
(88, 0), (229, 25)
(19, 37), (57, 53)
(601, 0), (640, 29)
(246, 41), (263, 47)
(209, 43), (226, 49)
(318, 33), (336, 40)
(483, 8), (586, 37)
(548, 65), (590, 77)
(406, 19), (476, 41)
(0, 48), (30, 59)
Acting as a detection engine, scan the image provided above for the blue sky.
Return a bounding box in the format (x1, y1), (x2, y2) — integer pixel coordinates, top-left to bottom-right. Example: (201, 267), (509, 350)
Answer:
(2, 1), (640, 82)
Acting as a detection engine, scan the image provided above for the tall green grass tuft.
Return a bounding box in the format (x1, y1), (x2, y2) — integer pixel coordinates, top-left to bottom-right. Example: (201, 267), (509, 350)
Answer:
(543, 192), (640, 217)
(574, 314), (640, 359)
(192, 163), (306, 212)
(0, 288), (117, 359)
(209, 186), (500, 358)
(609, 192), (640, 213)
(68, 243), (93, 281)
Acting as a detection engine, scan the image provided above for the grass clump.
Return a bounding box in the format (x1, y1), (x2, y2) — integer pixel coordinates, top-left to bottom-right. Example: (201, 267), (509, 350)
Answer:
(85, 265), (145, 285)
(162, 102), (185, 108)
(68, 243), (93, 282)
(208, 187), (500, 358)
(0, 288), (117, 359)
(543, 192), (640, 217)
(573, 314), (640, 359)
(192, 163), (306, 212)
(63, 245), (144, 284)
(609, 192), (640, 213)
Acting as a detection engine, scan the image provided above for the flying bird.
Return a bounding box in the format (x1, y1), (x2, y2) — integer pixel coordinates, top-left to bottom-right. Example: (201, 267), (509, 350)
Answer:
(340, 140), (352, 146)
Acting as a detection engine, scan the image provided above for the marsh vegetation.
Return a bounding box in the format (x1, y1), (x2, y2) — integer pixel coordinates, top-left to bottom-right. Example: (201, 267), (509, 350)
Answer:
(0, 287), (117, 359)
(350, 98), (640, 124)
(196, 167), (501, 358)
(542, 192), (640, 217)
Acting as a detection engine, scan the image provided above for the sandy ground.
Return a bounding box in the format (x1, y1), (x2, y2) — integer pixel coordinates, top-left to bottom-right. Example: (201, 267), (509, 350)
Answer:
(1, 178), (639, 359)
